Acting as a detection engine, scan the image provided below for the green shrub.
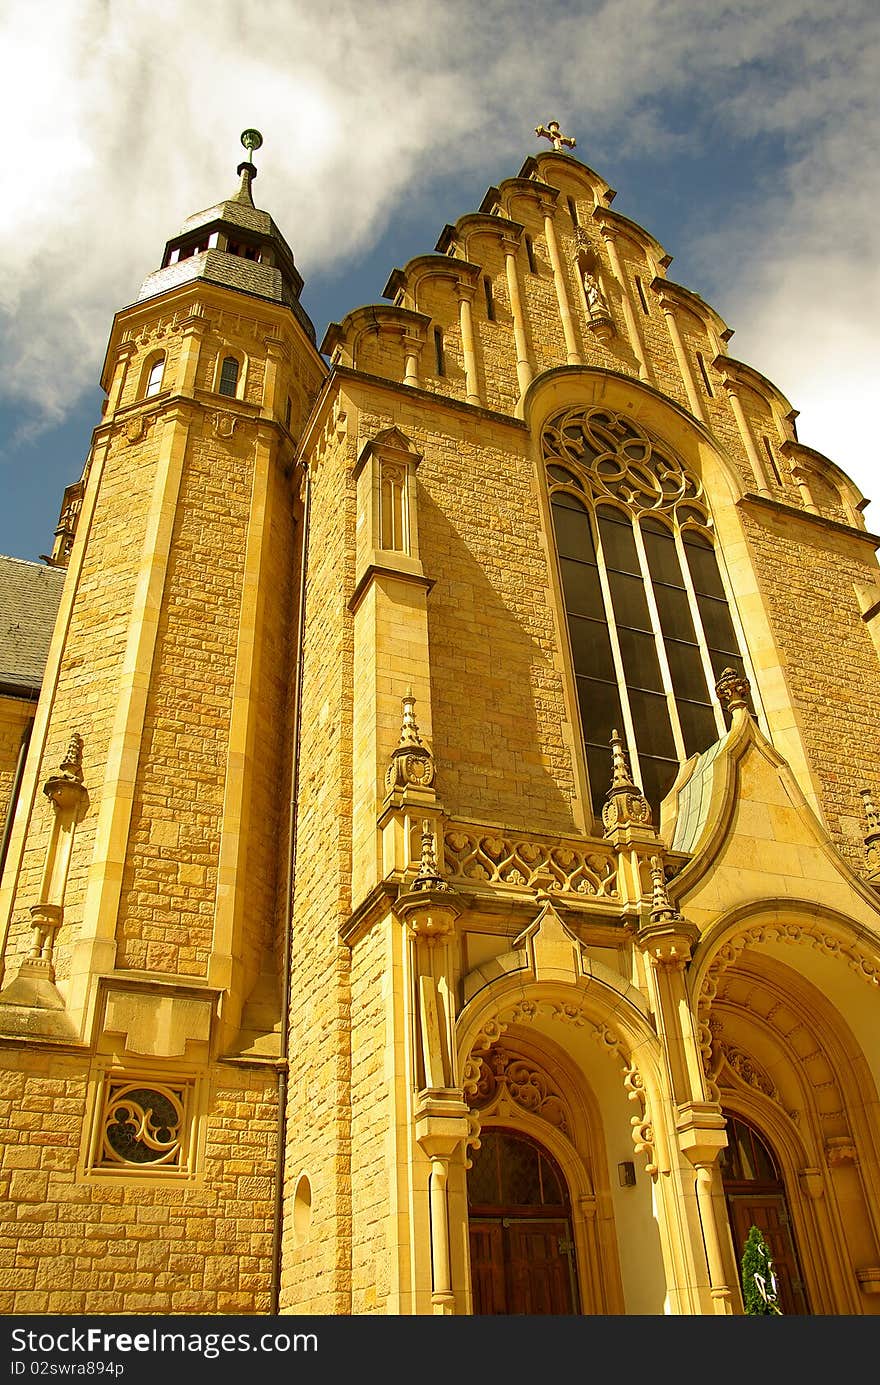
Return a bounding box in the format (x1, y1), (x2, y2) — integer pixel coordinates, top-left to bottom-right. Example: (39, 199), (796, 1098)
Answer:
(741, 1224), (782, 1314)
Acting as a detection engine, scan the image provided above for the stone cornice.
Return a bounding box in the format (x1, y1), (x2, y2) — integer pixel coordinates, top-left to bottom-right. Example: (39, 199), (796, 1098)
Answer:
(100, 278), (327, 392)
(738, 491), (880, 547)
(435, 214), (524, 257)
(324, 364), (529, 434)
(712, 354), (797, 422)
(649, 277), (732, 340)
(321, 304), (431, 357)
(591, 207), (672, 267)
(516, 154), (617, 207)
(382, 254), (481, 304)
(347, 564), (435, 614)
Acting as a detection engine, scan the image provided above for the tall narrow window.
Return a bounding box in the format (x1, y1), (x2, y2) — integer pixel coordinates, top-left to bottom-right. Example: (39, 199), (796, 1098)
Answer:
(483, 276), (495, 321)
(144, 358), (164, 398)
(567, 197), (580, 227)
(218, 356), (239, 398)
(696, 351), (715, 397)
(634, 276), (649, 315)
(543, 405), (750, 815)
(434, 327), (445, 377)
(525, 234), (536, 274)
(762, 435), (782, 486)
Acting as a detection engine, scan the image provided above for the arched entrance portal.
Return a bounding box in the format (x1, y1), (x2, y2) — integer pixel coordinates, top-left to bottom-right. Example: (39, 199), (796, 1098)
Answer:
(467, 1128), (579, 1315)
(720, 1113), (810, 1315)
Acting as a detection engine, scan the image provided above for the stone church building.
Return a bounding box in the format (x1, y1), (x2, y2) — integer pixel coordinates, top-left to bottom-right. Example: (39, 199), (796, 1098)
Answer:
(1, 126), (879, 1316)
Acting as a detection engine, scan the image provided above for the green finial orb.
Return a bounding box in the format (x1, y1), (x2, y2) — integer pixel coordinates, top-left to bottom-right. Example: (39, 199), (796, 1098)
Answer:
(240, 129), (263, 159)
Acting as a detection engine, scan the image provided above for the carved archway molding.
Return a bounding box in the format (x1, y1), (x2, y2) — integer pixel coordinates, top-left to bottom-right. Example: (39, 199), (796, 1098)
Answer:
(717, 1075), (863, 1316)
(470, 1099), (626, 1316)
(691, 901), (880, 1087)
(456, 976), (665, 1177)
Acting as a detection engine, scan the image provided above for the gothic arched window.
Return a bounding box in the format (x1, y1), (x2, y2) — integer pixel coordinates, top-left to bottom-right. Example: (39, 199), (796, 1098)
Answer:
(543, 405), (750, 815)
(218, 355), (240, 398)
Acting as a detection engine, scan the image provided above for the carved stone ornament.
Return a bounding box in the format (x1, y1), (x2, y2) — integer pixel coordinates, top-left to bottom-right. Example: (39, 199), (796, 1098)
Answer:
(96, 1079), (187, 1171)
(535, 120), (576, 153)
(602, 729), (652, 835)
(211, 411), (237, 439)
(860, 788), (880, 884)
(443, 826), (617, 896)
(716, 1039), (782, 1105)
(385, 692), (436, 796)
(124, 415), (146, 444)
(411, 820), (453, 893)
(542, 405), (709, 523)
(715, 667), (751, 713)
(462, 1000), (659, 1175)
(471, 1046), (572, 1135)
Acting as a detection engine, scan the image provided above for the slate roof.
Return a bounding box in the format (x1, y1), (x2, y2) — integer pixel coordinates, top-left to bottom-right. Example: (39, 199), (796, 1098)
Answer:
(0, 557), (66, 697)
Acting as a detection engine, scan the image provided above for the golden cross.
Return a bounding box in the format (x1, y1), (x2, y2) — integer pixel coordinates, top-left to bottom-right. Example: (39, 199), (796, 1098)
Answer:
(535, 120), (576, 153)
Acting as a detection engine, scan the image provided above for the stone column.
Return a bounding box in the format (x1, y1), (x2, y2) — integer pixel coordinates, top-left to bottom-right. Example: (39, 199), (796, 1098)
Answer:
(456, 283), (482, 406)
(394, 842), (468, 1314)
(502, 234), (533, 395)
(540, 200), (582, 366)
(639, 857), (738, 1314)
(106, 341), (137, 413)
(177, 310), (209, 395)
(599, 226), (650, 381)
(403, 331), (422, 388)
(721, 377), (772, 495)
(656, 288), (706, 423)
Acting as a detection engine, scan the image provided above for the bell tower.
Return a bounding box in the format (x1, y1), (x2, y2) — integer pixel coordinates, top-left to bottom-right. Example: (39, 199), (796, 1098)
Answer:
(0, 133), (325, 1315)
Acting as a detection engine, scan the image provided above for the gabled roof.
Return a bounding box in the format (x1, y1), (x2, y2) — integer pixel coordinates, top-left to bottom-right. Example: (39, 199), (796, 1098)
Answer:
(0, 556), (65, 697)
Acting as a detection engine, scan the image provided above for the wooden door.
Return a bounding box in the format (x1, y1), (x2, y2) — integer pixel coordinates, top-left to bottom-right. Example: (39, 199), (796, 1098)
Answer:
(467, 1129), (580, 1315)
(728, 1193), (809, 1315)
(506, 1218), (576, 1315)
(468, 1217), (576, 1315)
(468, 1220), (507, 1315)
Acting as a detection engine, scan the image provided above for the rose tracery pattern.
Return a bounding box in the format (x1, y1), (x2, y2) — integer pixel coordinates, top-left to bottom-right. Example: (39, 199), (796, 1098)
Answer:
(542, 405), (709, 524)
(99, 1082), (186, 1169)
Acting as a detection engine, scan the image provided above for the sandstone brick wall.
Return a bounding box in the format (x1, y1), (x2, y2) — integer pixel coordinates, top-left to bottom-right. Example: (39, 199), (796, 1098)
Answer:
(348, 922), (391, 1314)
(1, 430), (155, 981)
(281, 418), (355, 1313)
(0, 1052), (278, 1315)
(115, 421), (251, 975)
(741, 506), (880, 864)
(356, 398), (579, 835)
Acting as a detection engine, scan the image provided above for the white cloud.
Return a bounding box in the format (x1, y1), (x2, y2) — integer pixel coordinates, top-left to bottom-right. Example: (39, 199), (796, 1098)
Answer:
(0, 0), (877, 516)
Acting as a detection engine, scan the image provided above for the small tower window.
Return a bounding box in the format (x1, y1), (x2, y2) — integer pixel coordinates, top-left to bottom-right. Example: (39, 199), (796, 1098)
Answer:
(144, 358), (165, 398)
(762, 435), (782, 486)
(634, 276), (650, 315)
(434, 327), (445, 377)
(696, 351), (715, 397)
(525, 234), (536, 274)
(567, 197), (580, 227)
(218, 356), (240, 398)
(483, 276), (495, 321)
(285, 397), (292, 431)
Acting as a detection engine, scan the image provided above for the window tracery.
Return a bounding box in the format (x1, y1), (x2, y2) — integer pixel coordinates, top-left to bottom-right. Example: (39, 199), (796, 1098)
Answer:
(542, 405), (750, 814)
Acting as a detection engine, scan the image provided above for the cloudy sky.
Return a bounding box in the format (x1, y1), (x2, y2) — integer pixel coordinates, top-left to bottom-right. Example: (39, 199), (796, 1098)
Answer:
(1, 0), (878, 559)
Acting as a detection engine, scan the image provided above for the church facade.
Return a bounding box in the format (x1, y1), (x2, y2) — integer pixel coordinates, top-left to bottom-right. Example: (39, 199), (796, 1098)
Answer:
(1, 127), (880, 1316)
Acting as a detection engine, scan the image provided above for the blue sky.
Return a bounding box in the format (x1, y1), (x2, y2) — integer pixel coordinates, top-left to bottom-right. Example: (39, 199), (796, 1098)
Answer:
(1, 0), (878, 561)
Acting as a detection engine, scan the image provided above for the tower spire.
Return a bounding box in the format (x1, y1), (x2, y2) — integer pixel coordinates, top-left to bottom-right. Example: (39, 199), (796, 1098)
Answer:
(234, 127), (263, 206)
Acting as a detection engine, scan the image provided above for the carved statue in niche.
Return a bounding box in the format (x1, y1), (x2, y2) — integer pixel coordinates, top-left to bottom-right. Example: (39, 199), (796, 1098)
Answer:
(582, 268), (609, 316)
